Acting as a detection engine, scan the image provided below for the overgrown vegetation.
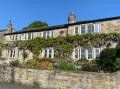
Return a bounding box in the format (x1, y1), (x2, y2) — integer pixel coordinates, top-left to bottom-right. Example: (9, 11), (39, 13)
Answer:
(10, 60), (21, 67)
(4, 33), (120, 72)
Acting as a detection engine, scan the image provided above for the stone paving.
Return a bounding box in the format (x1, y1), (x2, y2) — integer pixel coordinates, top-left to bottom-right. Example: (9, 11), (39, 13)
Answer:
(0, 82), (39, 89)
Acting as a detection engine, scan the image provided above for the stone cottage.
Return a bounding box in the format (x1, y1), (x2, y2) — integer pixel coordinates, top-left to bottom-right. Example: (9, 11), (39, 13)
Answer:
(2, 13), (120, 62)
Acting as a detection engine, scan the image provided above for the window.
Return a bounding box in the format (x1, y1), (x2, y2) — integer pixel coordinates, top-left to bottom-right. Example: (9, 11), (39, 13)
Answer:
(10, 50), (12, 58)
(43, 32), (46, 38)
(20, 35), (21, 40)
(81, 48), (86, 58)
(74, 27), (79, 35)
(87, 48), (93, 59)
(81, 25), (86, 34)
(47, 31), (50, 38)
(95, 48), (100, 60)
(60, 31), (64, 35)
(94, 24), (100, 33)
(51, 31), (53, 37)
(7, 49), (15, 58)
(10, 35), (17, 41)
(74, 49), (79, 59)
(42, 31), (53, 38)
(42, 48), (54, 58)
(88, 24), (93, 33)
(28, 33), (32, 39)
(44, 49), (47, 58)
(13, 50), (15, 57)
(49, 49), (52, 58)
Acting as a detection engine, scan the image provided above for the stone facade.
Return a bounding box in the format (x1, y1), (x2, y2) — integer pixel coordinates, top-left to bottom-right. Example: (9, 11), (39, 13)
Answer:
(2, 16), (120, 61)
(0, 67), (120, 89)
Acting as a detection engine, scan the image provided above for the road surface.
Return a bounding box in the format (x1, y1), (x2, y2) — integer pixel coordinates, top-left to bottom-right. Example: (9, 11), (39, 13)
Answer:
(0, 82), (39, 89)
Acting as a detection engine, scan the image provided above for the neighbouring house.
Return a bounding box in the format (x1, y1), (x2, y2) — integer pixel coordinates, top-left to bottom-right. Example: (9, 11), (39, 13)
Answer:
(0, 21), (16, 42)
(2, 13), (120, 62)
(0, 21), (15, 61)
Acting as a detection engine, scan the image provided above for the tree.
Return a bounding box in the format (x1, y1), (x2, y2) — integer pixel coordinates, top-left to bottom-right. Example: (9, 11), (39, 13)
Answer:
(99, 48), (117, 72)
(22, 21), (48, 30)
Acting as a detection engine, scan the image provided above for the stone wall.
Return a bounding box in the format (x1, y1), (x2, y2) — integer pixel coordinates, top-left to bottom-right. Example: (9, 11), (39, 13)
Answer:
(0, 67), (120, 89)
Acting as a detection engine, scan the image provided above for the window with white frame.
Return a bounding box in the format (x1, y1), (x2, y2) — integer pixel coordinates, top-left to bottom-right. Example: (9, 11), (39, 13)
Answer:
(42, 31), (53, 38)
(95, 48), (100, 60)
(81, 25), (86, 34)
(87, 48), (93, 59)
(88, 24), (93, 33)
(24, 33), (33, 40)
(42, 48), (54, 58)
(81, 48), (86, 59)
(73, 47), (100, 60)
(7, 49), (15, 58)
(94, 24), (100, 33)
(28, 33), (33, 39)
(74, 27), (79, 35)
(74, 49), (79, 59)
(10, 35), (17, 41)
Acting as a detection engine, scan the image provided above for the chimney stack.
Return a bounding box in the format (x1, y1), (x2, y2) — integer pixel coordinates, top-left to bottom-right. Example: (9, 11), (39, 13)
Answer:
(68, 12), (76, 24)
(7, 20), (12, 33)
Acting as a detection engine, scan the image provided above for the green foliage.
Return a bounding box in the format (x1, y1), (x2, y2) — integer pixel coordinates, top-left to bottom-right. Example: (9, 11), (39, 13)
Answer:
(25, 59), (39, 68)
(59, 60), (74, 70)
(32, 47), (40, 59)
(56, 44), (73, 57)
(23, 21), (48, 30)
(113, 58), (120, 71)
(99, 48), (117, 71)
(81, 63), (99, 72)
(10, 60), (20, 66)
(33, 81), (40, 88)
(22, 50), (28, 61)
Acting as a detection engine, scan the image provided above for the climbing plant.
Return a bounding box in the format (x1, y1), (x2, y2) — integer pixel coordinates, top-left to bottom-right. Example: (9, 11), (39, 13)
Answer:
(5, 33), (120, 59)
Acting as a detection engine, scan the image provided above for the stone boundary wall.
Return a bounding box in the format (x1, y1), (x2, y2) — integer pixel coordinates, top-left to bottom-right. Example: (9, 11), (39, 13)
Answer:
(0, 67), (120, 89)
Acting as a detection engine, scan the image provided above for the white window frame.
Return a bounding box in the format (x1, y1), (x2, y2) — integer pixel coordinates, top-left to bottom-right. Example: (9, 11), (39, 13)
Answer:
(94, 24), (100, 33)
(74, 26), (79, 35)
(41, 31), (53, 38)
(42, 48), (54, 58)
(73, 47), (100, 60)
(95, 48), (101, 60)
(81, 25), (86, 34)
(7, 49), (16, 58)
(87, 24), (93, 34)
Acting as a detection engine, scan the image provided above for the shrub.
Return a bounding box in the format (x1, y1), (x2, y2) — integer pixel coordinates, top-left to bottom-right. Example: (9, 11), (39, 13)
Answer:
(25, 59), (39, 68)
(81, 63), (99, 72)
(38, 61), (53, 70)
(59, 60), (74, 70)
(10, 60), (20, 66)
(113, 58), (120, 71)
(22, 50), (28, 61)
(99, 48), (117, 72)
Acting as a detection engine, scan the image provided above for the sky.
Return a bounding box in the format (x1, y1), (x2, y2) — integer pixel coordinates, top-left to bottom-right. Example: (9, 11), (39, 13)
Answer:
(0, 0), (120, 31)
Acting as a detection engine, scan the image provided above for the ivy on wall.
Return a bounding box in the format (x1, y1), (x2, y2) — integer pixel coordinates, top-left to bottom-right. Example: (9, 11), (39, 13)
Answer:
(5, 33), (120, 59)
